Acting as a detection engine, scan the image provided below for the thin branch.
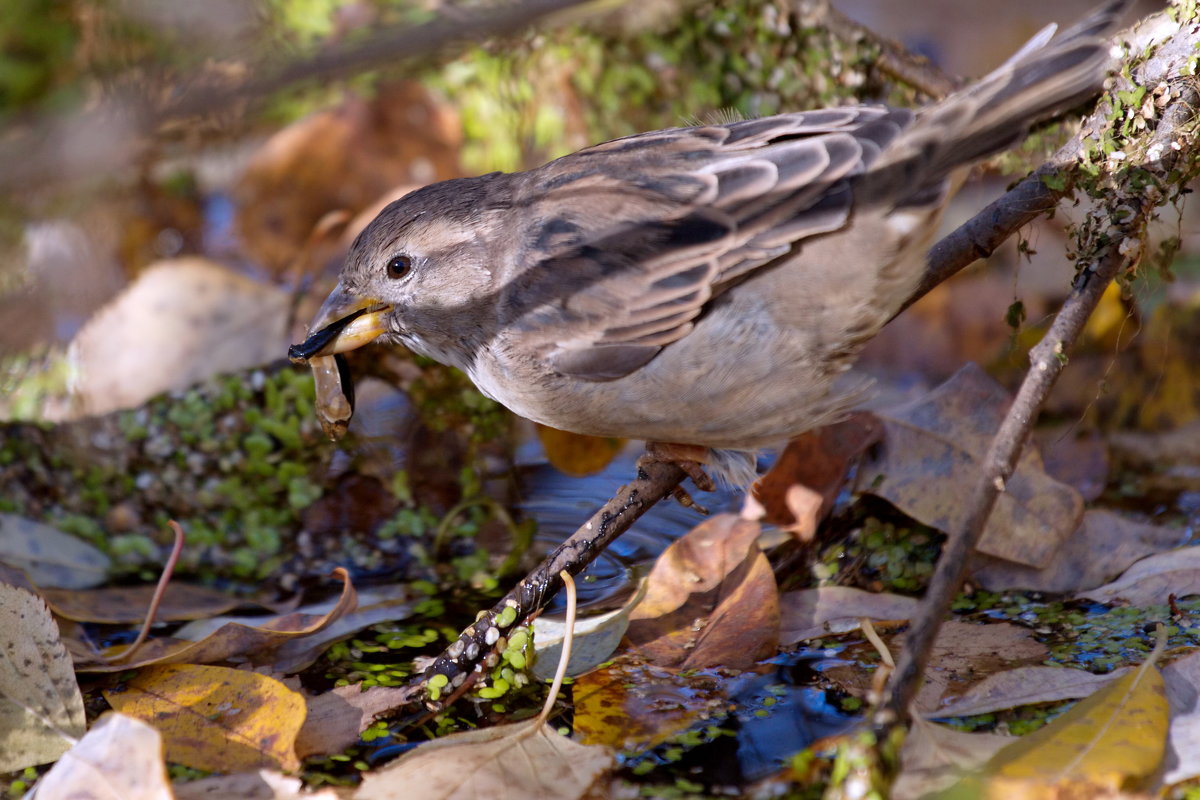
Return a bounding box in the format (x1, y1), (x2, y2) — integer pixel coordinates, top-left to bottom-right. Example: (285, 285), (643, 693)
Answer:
(409, 458), (686, 712)
(801, 0), (960, 98)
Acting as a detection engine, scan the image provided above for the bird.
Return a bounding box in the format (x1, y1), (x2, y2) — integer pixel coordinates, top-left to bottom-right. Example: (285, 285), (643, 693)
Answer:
(290, 1), (1128, 488)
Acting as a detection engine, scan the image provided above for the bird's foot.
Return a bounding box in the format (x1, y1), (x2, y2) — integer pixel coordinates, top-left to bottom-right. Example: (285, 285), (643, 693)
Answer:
(642, 442), (716, 512)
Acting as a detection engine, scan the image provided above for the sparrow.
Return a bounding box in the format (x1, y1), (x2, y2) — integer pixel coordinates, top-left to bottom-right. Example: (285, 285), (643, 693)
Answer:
(290, 1), (1127, 487)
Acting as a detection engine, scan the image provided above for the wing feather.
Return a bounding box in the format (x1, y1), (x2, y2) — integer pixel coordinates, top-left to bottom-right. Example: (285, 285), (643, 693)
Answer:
(508, 108), (910, 382)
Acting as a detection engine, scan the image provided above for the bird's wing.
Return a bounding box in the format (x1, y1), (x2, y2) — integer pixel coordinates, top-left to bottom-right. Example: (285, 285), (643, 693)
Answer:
(504, 108), (912, 382)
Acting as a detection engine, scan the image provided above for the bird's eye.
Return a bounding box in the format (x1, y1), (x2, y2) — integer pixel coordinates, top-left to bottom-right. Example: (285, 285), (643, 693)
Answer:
(386, 255), (413, 280)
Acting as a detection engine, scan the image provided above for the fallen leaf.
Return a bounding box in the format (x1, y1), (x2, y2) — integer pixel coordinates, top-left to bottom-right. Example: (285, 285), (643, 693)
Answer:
(105, 663), (307, 773)
(1163, 649), (1200, 785)
(67, 258), (290, 416)
(296, 683), (419, 759)
(43, 582), (263, 624)
(892, 716), (1013, 800)
(820, 621), (1047, 713)
(927, 665), (1128, 719)
(0, 513), (111, 589)
(572, 656), (732, 751)
(67, 568), (357, 672)
(535, 424), (625, 477)
(355, 717), (613, 800)
(778, 586), (920, 644)
(531, 578), (647, 681)
(1035, 427), (1109, 502)
(0, 565), (86, 771)
(969, 510), (1186, 594)
(172, 584), (411, 674)
(856, 363), (1083, 568)
(174, 768), (342, 799)
(29, 713), (171, 800)
(625, 514), (778, 670)
(750, 412), (881, 538)
(955, 640), (1169, 797)
(1078, 546), (1200, 607)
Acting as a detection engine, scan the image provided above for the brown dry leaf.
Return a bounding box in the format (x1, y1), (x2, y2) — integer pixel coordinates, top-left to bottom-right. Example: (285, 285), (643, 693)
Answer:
(535, 423), (624, 476)
(895, 716), (1015, 800)
(296, 683), (419, 759)
(0, 513), (111, 589)
(172, 584), (411, 674)
(1036, 428), (1109, 502)
(29, 713), (171, 800)
(915, 623), (1049, 714)
(175, 768), (343, 799)
(0, 566), (86, 772)
(969, 510), (1186, 595)
(779, 586), (920, 644)
(625, 513), (779, 669)
(571, 656), (732, 751)
(927, 665), (1128, 720)
(750, 412), (881, 539)
(235, 81), (463, 276)
(1162, 649), (1200, 785)
(105, 663), (307, 773)
(43, 583), (266, 624)
(68, 258), (290, 417)
(950, 640), (1169, 798)
(1078, 546), (1200, 607)
(892, 716), (1014, 800)
(67, 568), (357, 672)
(355, 716), (613, 800)
(856, 363), (1083, 568)
(821, 621), (1047, 713)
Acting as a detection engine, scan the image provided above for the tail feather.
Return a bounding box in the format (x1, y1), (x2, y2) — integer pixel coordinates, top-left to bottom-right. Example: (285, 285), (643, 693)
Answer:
(883, 0), (1129, 186)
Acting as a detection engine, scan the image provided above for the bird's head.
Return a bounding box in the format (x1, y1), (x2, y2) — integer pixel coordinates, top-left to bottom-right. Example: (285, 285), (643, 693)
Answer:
(289, 174), (510, 370)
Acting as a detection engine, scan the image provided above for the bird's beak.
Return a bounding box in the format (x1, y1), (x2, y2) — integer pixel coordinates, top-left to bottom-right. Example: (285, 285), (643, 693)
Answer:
(288, 286), (392, 364)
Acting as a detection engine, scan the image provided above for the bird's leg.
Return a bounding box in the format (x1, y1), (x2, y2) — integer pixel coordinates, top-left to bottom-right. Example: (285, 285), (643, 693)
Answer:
(642, 442), (716, 512)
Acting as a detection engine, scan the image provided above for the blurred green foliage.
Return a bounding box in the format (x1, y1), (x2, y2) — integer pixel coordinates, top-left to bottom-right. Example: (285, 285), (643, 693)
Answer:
(267, 0), (349, 45)
(0, 0), (80, 117)
(431, 0), (883, 173)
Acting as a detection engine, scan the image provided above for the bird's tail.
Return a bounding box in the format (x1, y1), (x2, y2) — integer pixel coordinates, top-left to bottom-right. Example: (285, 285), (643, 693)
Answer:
(882, 0), (1129, 184)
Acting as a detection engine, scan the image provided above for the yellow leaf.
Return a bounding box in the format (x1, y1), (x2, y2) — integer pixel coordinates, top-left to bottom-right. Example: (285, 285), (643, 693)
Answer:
(104, 664), (306, 773)
(1079, 281), (1128, 351)
(948, 636), (1168, 798)
(535, 424), (623, 476)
